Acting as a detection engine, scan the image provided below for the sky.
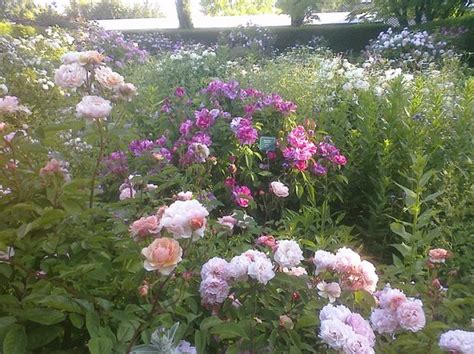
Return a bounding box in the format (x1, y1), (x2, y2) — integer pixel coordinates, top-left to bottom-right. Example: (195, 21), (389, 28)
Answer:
(36, 0), (204, 16)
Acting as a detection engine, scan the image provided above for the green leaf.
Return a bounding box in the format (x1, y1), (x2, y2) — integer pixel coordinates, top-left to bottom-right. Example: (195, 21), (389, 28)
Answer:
(0, 316), (17, 330)
(117, 321), (136, 343)
(422, 190), (444, 203)
(295, 314), (318, 330)
(194, 329), (206, 354)
(390, 222), (412, 242)
(27, 325), (60, 349)
(21, 308), (65, 325)
(419, 170), (434, 187)
(39, 295), (83, 313)
(86, 311), (100, 338)
(3, 325), (27, 354)
(391, 243), (412, 258)
(69, 313), (84, 329)
(210, 322), (248, 340)
(130, 344), (159, 353)
(88, 336), (113, 354)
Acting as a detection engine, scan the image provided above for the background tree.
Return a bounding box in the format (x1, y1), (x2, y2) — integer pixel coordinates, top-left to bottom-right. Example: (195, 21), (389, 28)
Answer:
(66, 0), (162, 20)
(200, 0), (275, 16)
(275, 0), (321, 26)
(176, 0), (194, 29)
(347, 0), (471, 26)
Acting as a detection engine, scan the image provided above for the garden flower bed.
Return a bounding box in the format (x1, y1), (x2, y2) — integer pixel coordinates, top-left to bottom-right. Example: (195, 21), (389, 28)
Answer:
(0, 21), (473, 354)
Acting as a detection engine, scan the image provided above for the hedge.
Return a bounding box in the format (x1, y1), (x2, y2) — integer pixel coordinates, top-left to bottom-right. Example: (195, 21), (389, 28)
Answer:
(125, 23), (389, 53)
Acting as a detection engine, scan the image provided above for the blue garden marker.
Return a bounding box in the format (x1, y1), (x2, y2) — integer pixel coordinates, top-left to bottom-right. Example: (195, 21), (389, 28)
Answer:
(259, 136), (276, 152)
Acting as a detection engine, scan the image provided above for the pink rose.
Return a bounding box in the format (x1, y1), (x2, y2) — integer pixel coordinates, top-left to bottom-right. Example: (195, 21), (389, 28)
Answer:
(129, 215), (161, 241)
(0, 96), (31, 115)
(141, 237), (183, 275)
(396, 299), (426, 332)
(270, 181), (289, 198)
(79, 50), (105, 65)
(428, 248), (449, 263)
(54, 63), (87, 89)
(317, 281), (342, 303)
(199, 276), (230, 305)
(256, 235), (277, 251)
(217, 215), (237, 230)
(345, 313), (375, 346)
(76, 95), (112, 120)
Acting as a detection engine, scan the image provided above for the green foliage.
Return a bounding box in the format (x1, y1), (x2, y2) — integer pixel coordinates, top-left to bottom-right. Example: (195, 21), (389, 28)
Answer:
(201, 0), (275, 16)
(66, 0), (163, 20)
(276, 0), (321, 26)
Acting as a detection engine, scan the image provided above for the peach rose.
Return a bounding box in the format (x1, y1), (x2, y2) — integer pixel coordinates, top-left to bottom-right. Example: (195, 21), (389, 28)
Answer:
(142, 238), (182, 275)
(95, 66), (124, 90)
(428, 248), (449, 263)
(79, 51), (105, 66)
(130, 215), (161, 241)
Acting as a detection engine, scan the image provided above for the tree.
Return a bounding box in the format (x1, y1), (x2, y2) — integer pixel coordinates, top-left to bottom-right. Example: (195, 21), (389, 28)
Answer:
(348, 0), (471, 26)
(66, 0), (162, 20)
(276, 0), (321, 26)
(176, 0), (193, 29)
(200, 0), (275, 16)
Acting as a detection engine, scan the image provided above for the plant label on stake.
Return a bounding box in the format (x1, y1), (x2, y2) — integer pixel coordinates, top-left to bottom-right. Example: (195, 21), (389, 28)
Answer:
(259, 136), (276, 152)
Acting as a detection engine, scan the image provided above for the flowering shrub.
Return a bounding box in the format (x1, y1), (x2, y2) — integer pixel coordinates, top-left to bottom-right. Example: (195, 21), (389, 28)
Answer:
(219, 24), (275, 57)
(365, 27), (459, 69)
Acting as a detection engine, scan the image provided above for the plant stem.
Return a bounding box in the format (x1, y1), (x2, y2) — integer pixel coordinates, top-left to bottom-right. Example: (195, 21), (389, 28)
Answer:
(89, 120), (105, 208)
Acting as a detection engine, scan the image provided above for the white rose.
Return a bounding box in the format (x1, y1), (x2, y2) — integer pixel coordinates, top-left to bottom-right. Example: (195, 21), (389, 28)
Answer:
(247, 256), (275, 285)
(274, 240), (303, 268)
(95, 66), (124, 90)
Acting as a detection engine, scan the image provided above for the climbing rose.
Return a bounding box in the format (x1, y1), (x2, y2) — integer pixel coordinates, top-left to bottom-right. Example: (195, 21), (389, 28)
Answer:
(141, 238), (182, 275)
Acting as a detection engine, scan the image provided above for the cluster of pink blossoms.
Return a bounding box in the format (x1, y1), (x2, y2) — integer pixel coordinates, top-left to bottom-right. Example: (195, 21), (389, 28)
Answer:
(439, 330), (474, 353)
(230, 117), (258, 145)
(319, 304), (376, 354)
(0, 96), (31, 115)
(199, 250), (275, 307)
(370, 285), (426, 334)
(130, 197), (209, 275)
(283, 126), (347, 173)
(313, 248), (378, 293)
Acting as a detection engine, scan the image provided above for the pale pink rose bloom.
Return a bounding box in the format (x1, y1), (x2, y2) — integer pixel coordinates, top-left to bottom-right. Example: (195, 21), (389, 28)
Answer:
(199, 276), (230, 305)
(396, 299), (426, 332)
(159, 199), (209, 240)
(217, 215), (237, 230)
(283, 266), (307, 277)
(177, 191), (193, 201)
(370, 308), (399, 334)
(242, 249), (267, 262)
(247, 256), (275, 285)
(141, 237), (182, 274)
(439, 330), (474, 354)
(429, 248), (449, 263)
(270, 181), (289, 197)
(61, 51), (80, 64)
(359, 260), (378, 293)
(76, 95), (112, 120)
(79, 50), (105, 65)
(274, 240), (304, 268)
(116, 83), (137, 99)
(201, 257), (231, 281)
(342, 335), (375, 354)
(39, 159), (70, 181)
(335, 247), (362, 273)
(377, 286), (407, 311)
(320, 304), (351, 322)
(119, 187), (136, 200)
(317, 281), (341, 303)
(345, 313), (375, 346)
(145, 184), (158, 192)
(0, 122), (6, 131)
(0, 96), (30, 115)
(54, 63), (87, 88)
(313, 250), (336, 274)
(95, 66), (124, 90)
(129, 215), (160, 241)
(256, 235), (277, 250)
(229, 254), (251, 280)
(319, 319), (353, 350)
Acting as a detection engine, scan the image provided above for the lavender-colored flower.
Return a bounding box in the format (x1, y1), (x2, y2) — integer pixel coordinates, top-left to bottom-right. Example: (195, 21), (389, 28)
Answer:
(129, 139), (155, 157)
